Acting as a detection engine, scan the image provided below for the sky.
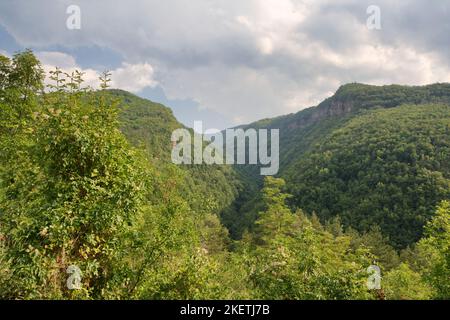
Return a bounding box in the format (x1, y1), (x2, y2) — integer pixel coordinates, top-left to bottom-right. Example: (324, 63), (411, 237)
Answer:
(0, 0), (449, 130)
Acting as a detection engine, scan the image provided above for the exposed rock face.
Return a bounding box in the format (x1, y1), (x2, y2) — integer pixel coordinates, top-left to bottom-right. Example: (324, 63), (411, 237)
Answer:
(328, 100), (354, 116)
(280, 82), (450, 133)
(286, 98), (354, 131)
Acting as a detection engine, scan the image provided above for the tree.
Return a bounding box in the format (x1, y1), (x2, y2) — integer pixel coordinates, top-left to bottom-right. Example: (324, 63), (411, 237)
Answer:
(248, 177), (372, 299)
(0, 65), (145, 298)
(253, 177), (297, 245)
(417, 201), (450, 299)
(383, 263), (433, 300)
(348, 226), (400, 271)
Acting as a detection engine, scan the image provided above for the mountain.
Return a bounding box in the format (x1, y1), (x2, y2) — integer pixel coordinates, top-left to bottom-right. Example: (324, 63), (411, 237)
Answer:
(104, 84), (450, 248)
(112, 89), (182, 160)
(106, 89), (243, 215)
(3, 50), (449, 299)
(233, 83), (450, 248)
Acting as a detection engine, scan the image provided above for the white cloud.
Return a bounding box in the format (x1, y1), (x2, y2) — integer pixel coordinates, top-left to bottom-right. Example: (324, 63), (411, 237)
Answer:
(37, 51), (78, 69)
(36, 51), (157, 93)
(111, 63), (157, 92)
(0, 0), (449, 125)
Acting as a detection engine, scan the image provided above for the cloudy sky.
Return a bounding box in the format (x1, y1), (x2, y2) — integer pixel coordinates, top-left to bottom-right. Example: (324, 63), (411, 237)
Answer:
(0, 0), (449, 129)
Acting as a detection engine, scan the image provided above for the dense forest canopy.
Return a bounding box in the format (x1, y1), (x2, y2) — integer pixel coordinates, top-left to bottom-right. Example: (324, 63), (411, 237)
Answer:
(286, 104), (450, 248)
(0, 50), (449, 300)
(230, 83), (450, 249)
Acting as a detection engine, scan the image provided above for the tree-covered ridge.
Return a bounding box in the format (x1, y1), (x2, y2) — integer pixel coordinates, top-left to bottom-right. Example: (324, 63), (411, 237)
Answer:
(230, 83), (450, 247)
(239, 82), (450, 173)
(251, 82), (450, 133)
(111, 89), (182, 161)
(318, 82), (450, 112)
(0, 51), (231, 298)
(285, 104), (450, 248)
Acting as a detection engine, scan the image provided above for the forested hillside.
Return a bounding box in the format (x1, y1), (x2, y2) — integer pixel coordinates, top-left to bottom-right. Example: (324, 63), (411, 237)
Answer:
(232, 83), (450, 249)
(0, 51), (449, 300)
(110, 89), (243, 216)
(285, 104), (450, 248)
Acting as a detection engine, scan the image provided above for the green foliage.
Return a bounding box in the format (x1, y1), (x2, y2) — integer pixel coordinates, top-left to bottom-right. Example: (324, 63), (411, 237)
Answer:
(0, 66), (146, 298)
(110, 89), (181, 161)
(383, 263), (433, 300)
(246, 177), (372, 300)
(235, 83), (450, 248)
(0, 49), (44, 135)
(347, 226), (400, 271)
(107, 89), (242, 217)
(0, 51), (244, 300)
(286, 104), (450, 248)
(1, 51), (449, 300)
(416, 201), (450, 299)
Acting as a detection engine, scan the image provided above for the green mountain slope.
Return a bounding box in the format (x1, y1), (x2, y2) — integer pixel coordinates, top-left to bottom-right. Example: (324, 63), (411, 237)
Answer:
(104, 84), (450, 248)
(106, 89), (242, 215)
(106, 89), (181, 160)
(286, 104), (450, 248)
(240, 83), (450, 172)
(234, 83), (450, 247)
